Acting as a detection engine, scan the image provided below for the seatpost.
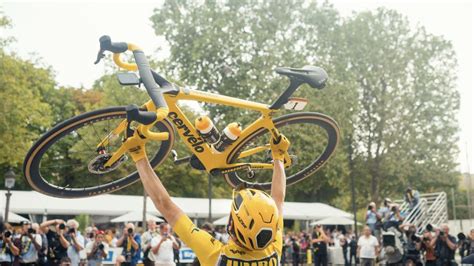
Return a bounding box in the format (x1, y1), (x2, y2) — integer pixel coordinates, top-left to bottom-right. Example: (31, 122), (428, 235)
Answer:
(269, 78), (304, 110)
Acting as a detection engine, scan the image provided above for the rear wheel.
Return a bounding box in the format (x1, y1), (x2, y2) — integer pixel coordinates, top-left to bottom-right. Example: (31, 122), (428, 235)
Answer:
(23, 106), (175, 198)
(223, 112), (339, 190)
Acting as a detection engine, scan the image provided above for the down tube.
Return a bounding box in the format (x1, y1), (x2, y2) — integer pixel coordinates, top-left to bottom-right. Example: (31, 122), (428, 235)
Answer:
(166, 104), (226, 171)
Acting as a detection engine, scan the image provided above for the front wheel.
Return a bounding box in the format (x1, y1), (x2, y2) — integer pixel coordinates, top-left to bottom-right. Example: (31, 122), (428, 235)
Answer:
(23, 106), (175, 198)
(223, 112), (340, 190)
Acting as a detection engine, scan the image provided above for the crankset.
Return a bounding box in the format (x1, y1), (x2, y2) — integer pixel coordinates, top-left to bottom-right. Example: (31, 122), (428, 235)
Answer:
(88, 153), (128, 174)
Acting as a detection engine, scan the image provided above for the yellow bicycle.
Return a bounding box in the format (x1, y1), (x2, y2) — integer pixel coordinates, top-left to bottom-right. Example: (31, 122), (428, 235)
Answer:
(23, 36), (340, 198)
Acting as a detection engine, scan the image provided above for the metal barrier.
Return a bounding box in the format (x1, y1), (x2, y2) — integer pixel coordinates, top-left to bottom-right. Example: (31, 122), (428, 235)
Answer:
(396, 192), (448, 233)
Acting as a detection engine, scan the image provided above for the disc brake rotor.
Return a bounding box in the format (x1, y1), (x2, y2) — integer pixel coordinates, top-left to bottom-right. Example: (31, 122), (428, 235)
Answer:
(88, 153), (128, 174)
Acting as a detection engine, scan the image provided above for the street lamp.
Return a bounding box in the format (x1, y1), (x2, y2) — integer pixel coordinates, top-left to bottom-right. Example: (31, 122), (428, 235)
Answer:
(4, 168), (16, 223)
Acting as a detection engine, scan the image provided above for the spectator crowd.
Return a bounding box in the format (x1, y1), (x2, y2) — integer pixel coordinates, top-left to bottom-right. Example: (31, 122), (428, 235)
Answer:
(0, 218), (192, 266)
(1, 187), (472, 266)
(281, 187), (474, 266)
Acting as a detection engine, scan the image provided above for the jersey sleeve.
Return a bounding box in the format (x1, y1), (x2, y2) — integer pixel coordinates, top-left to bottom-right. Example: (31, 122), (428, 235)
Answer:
(172, 214), (222, 265)
(273, 215), (284, 256)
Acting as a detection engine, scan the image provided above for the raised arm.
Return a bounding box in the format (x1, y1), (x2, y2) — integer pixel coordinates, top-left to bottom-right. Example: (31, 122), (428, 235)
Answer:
(136, 159), (184, 226)
(122, 129), (184, 226)
(270, 135), (290, 215)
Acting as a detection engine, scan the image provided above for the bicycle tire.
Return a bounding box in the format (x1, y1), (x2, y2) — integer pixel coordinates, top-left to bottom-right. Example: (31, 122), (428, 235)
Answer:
(223, 112), (340, 190)
(23, 106), (175, 198)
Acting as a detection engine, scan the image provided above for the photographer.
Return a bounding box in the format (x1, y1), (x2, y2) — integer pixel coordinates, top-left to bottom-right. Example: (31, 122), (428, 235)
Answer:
(65, 219), (85, 266)
(85, 230), (109, 266)
(311, 224), (329, 266)
(40, 219), (70, 265)
(405, 187), (420, 212)
(402, 224), (421, 266)
(34, 223), (49, 266)
(150, 223), (179, 266)
(383, 204), (404, 231)
(0, 223), (19, 266)
(366, 202), (381, 237)
(421, 228), (437, 266)
(115, 223), (141, 266)
(141, 220), (158, 266)
(16, 220), (42, 265)
(434, 223), (457, 266)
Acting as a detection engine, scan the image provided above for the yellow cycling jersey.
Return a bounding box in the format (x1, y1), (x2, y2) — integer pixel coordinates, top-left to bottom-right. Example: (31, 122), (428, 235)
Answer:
(173, 214), (283, 266)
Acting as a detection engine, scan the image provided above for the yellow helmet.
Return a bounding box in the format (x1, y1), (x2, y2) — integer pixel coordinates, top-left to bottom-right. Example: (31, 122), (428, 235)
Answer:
(227, 188), (279, 250)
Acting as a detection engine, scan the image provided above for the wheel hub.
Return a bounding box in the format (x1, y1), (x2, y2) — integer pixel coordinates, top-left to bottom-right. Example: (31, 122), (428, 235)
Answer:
(88, 153), (128, 174)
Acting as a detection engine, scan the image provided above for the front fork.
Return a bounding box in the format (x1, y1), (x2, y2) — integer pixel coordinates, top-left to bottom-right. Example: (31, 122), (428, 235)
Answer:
(96, 104), (169, 168)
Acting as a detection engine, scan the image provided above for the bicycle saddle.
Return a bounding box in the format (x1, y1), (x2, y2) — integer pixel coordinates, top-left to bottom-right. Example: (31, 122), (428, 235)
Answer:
(275, 66), (328, 89)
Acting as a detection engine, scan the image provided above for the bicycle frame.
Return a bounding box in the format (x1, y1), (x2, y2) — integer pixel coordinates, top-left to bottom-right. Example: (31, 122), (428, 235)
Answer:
(99, 87), (290, 174)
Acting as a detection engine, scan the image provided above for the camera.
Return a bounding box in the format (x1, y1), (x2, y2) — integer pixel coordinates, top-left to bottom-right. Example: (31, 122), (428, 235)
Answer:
(98, 243), (104, 250)
(391, 206), (397, 212)
(3, 231), (12, 238)
(458, 233), (466, 241)
(59, 223), (66, 230)
(439, 231), (445, 237)
(88, 232), (95, 239)
(411, 234), (421, 242)
(423, 237), (430, 242)
(127, 228), (133, 235)
(426, 224), (433, 232)
(68, 228), (76, 234)
(28, 228), (35, 234)
(368, 205), (373, 210)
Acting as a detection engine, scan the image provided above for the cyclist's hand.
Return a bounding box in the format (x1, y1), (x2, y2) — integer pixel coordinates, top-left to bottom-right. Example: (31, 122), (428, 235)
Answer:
(270, 134), (290, 161)
(123, 129), (148, 162)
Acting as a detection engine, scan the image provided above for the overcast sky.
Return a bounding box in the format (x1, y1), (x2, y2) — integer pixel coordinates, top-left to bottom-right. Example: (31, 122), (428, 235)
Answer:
(2, 0), (473, 173)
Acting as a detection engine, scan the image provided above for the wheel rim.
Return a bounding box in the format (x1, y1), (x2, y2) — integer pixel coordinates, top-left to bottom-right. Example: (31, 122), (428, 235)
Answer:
(225, 113), (339, 190)
(25, 108), (174, 197)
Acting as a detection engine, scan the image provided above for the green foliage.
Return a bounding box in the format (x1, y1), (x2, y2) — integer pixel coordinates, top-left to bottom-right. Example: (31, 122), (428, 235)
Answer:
(0, 53), (54, 167)
(74, 214), (91, 231)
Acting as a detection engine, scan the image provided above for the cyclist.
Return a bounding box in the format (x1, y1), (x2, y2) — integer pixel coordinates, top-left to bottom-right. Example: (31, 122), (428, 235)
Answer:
(123, 128), (290, 265)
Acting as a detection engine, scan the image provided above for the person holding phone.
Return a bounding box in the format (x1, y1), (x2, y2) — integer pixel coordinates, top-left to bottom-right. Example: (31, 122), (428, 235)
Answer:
(150, 223), (179, 266)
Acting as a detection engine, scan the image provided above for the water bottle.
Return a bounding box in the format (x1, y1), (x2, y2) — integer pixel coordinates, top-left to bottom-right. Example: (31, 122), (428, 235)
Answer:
(214, 122), (242, 152)
(195, 115), (220, 145)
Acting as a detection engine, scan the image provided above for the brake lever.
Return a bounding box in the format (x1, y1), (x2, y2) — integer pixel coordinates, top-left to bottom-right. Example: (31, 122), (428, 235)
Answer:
(94, 49), (105, 64)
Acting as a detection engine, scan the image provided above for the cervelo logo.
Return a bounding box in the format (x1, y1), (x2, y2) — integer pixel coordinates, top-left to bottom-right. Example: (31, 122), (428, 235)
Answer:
(168, 112), (205, 153)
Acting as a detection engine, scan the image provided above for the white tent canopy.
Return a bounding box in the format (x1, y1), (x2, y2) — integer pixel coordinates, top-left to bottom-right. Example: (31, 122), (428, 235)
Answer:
(0, 190), (352, 221)
(111, 211), (163, 223)
(310, 216), (360, 226)
(213, 216), (229, 225)
(2, 211), (29, 223)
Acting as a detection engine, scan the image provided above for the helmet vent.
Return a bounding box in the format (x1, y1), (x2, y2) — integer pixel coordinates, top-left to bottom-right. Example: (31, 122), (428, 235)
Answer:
(248, 237), (255, 249)
(233, 193), (243, 211)
(237, 229), (246, 245)
(256, 229), (273, 249)
(249, 219), (255, 230)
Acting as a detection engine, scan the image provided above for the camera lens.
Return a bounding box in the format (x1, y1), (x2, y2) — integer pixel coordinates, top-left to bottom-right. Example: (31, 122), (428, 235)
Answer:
(127, 228), (133, 234)
(4, 231), (11, 238)
(59, 224), (66, 230)
(28, 228), (35, 234)
(98, 243), (104, 250)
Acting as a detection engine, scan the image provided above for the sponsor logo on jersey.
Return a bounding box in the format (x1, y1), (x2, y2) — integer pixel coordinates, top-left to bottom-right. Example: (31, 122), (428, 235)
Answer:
(218, 251), (279, 266)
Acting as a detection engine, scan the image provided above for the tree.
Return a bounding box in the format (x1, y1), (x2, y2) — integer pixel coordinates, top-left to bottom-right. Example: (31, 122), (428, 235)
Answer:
(336, 9), (459, 203)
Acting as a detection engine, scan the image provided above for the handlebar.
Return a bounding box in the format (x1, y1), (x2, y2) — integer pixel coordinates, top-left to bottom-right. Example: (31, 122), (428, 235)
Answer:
(95, 35), (172, 130)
